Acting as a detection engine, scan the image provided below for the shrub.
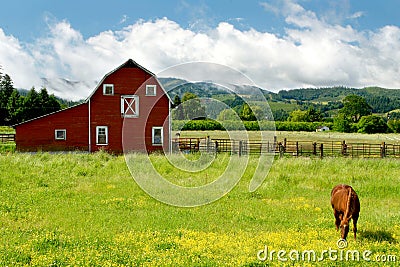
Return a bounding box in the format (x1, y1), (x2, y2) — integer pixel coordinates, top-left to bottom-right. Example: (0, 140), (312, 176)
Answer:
(175, 119), (225, 131)
(357, 115), (388, 134)
(172, 120), (330, 132)
(388, 119), (400, 133)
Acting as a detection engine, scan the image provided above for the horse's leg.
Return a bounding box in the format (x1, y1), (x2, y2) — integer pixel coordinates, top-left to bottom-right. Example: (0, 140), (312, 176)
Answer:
(334, 210), (341, 231)
(352, 215), (358, 240)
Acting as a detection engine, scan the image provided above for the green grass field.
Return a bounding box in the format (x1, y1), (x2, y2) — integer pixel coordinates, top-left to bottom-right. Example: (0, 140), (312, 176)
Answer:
(1, 151), (399, 266)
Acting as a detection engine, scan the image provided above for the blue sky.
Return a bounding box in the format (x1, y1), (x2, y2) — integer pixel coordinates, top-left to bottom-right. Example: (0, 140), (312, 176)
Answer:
(0, 0), (399, 99)
(2, 0), (399, 40)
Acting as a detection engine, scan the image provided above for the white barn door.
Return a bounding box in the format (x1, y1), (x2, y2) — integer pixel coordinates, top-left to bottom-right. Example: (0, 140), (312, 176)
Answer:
(121, 95), (139, 118)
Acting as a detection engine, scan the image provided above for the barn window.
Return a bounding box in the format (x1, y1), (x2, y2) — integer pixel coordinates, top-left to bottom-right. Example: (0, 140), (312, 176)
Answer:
(103, 84), (114, 95)
(55, 129), (66, 140)
(96, 126), (108, 145)
(121, 95), (139, 118)
(146, 85), (156, 96)
(152, 127), (163, 146)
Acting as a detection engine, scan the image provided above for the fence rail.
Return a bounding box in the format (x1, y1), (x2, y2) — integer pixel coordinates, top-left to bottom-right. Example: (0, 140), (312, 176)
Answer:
(172, 137), (400, 158)
(0, 134), (15, 143)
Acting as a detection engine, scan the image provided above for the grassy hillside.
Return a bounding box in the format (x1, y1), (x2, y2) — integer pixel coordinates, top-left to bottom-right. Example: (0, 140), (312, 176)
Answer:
(1, 152), (399, 266)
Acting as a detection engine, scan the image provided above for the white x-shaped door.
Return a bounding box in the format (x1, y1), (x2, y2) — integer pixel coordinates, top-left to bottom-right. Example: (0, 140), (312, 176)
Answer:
(121, 95), (139, 118)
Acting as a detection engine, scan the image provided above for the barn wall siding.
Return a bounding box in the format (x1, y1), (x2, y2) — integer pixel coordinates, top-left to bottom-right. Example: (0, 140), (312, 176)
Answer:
(16, 103), (89, 152)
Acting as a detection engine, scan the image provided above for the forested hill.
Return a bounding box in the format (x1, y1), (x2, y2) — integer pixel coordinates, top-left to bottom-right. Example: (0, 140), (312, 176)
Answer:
(274, 86), (400, 113)
(160, 77), (400, 114)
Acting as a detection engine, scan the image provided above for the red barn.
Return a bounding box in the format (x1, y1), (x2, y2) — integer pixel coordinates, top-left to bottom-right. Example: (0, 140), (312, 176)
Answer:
(15, 59), (171, 154)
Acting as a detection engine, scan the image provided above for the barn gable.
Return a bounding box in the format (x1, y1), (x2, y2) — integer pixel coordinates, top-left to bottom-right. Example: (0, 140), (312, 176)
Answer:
(87, 59), (154, 100)
(85, 59), (171, 103)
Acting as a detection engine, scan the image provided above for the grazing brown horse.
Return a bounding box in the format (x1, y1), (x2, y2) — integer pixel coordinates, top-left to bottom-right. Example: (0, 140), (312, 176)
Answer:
(330, 184), (360, 240)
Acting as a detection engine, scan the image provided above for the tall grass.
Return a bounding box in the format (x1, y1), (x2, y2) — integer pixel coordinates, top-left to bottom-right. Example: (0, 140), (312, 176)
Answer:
(0, 152), (399, 266)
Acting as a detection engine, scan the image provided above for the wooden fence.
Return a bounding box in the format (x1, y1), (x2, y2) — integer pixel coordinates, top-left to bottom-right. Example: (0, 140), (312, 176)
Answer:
(0, 134), (15, 143)
(172, 137), (400, 158)
(2, 134), (399, 158)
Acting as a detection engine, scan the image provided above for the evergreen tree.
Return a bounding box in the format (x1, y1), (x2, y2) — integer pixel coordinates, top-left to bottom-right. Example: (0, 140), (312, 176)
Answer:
(171, 95), (184, 120)
(0, 73), (14, 103)
(39, 87), (61, 115)
(22, 87), (41, 121)
(0, 71), (63, 125)
(0, 73), (15, 125)
(6, 90), (23, 125)
(172, 95), (181, 108)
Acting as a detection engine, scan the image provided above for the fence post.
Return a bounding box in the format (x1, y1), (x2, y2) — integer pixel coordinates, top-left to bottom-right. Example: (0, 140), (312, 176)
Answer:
(380, 142), (386, 158)
(341, 140), (347, 156)
(312, 142), (317, 155)
(295, 141), (299, 156)
(320, 143), (324, 159)
(215, 141), (218, 153)
(239, 140), (243, 157)
(278, 142), (284, 158)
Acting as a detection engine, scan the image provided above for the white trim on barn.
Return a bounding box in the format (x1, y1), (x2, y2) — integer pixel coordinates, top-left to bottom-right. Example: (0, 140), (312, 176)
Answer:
(152, 126), (163, 146)
(96, 126), (108, 145)
(55, 129), (66, 140)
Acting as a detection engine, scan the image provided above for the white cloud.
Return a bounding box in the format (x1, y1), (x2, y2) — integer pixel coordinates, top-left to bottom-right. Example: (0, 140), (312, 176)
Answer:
(0, 29), (40, 89)
(0, 2), (400, 100)
(119, 15), (129, 24)
(349, 11), (364, 20)
(259, 2), (280, 16)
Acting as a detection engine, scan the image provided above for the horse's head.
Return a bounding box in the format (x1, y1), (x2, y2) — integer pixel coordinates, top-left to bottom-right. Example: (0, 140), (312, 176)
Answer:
(340, 218), (350, 240)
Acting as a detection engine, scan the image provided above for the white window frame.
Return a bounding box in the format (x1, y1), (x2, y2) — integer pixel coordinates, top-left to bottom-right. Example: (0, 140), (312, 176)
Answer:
(103, 84), (114, 95)
(146, 85), (157, 96)
(55, 129), (66, 140)
(152, 127), (163, 146)
(121, 95), (139, 118)
(96, 126), (108, 145)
